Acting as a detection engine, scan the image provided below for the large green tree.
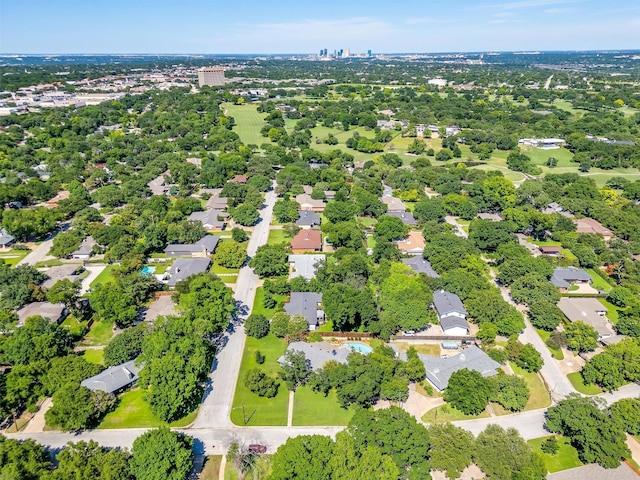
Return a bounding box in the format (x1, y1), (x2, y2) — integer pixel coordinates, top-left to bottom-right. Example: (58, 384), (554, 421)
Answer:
(443, 368), (493, 415)
(131, 428), (193, 480)
(428, 423), (474, 480)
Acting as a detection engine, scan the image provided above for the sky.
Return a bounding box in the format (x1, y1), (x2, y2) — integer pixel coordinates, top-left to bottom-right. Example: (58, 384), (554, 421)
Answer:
(1, 0), (639, 54)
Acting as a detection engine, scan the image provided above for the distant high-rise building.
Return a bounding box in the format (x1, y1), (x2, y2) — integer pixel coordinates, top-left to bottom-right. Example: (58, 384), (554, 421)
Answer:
(198, 67), (225, 87)
(342, 49), (350, 58)
(367, 49), (372, 57)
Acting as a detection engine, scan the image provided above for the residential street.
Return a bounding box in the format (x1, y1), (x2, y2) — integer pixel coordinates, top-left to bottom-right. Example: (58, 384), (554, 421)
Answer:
(16, 238), (55, 266)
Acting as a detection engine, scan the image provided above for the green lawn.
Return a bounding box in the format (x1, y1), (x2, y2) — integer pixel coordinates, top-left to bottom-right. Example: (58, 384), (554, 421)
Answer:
(98, 388), (197, 429)
(82, 320), (115, 346)
(251, 287), (287, 319)
(528, 436), (582, 473)
(223, 103), (270, 146)
(567, 371), (602, 395)
(89, 265), (116, 288)
(211, 263), (240, 276)
(586, 269), (613, 292)
(292, 386), (356, 426)
(394, 342), (440, 356)
(0, 249), (30, 266)
(510, 363), (552, 411)
(422, 404), (491, 424)
(598, 299), (621, 324)
(536, 328), (564, 360)
(267, 229), (291, 246)
(231, 335), (289, 426)
(82, 349), (104, 365)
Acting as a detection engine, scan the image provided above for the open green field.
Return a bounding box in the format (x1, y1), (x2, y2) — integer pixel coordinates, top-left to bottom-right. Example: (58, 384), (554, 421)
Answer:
(89, 265), (116, 288)
(82, 320), (115, 346)
(0, 249), (29, 266)
(251, 287), (287, 318)
(267, 228), (291, 246)
(231, 334), (289, 426)
(292, 386), (356, 426)
(393, 342), (440, 356)
(98, 388), (196, 429)
(223, 103), (269, 146)
(82, 349), (104, 365)
(510, 363), (552, 411)
(535, 328), (564, 360)
(567, 371), (602, 395)
(528, 435), (582, 473)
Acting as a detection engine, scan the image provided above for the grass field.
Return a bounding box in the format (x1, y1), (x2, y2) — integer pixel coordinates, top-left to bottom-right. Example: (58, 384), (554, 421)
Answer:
(200, 456), (223, 480)
(510, 363), (552, 411)
(422, 403), (491, 424)
(267, 229), (291, 246)
(292, 386), (356, 426)
(82, 320), (115, 346)
(231, 334), (289, 426)
(567, 371), (602, 395)
(223, 103), (269, 146)
(98, 388), (197, 429)
(251, 287), (287, 319)
(82, 349), (104, 365)
(528, 435), (582, 473)
(393, 342), (440, 356)
(586, 269), (613, 292)
(89, 265), (116, 288)
(0, 249), (29, 266)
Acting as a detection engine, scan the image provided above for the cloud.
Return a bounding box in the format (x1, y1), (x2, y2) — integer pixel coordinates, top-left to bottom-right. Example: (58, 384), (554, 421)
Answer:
(405, 17), (456, 25)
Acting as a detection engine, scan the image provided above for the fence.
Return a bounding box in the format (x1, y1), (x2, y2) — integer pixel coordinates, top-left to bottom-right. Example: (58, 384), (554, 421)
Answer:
(317, 332), (374, 339)
(389, 335), (477, 342)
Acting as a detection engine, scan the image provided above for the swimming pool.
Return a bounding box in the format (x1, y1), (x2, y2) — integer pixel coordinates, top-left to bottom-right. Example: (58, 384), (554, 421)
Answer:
(141, 266), (156, 275)
(343, 342), (373, 355)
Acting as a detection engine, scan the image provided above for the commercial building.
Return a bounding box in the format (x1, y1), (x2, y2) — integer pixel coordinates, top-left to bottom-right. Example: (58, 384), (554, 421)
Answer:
(197, 67), (225, 87)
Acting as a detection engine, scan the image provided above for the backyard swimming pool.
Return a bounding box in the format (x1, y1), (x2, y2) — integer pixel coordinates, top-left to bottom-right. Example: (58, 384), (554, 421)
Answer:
(141, 266), (156, 275)
(343, 342), (373, 354)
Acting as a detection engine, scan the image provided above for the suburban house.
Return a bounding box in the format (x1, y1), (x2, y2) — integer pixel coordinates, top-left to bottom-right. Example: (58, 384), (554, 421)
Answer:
(380, 195), (406, 213)
(550, 267), (592, 291)
(324, 191), (336, 201)
(148, 172), (169, 196)
(420, 346), (501, 392)
(204, 189), (228, 210)
(557, 297), (613, 339)
(164, 257), (211, 287)
(164, 235), (219, 257)
(290, 229), (322, 253)
(518, 138), (566, 149)
(539, 246), (562, 256)
(278, 341), (349, 371)
(387, 211), (417, 226)
(573, 217), (614, 241)
(396, 231), (425, 255)
(188, 209), (227, 231)
(477, 213), (502, 222)
(288, 254), (325, 280)
(81, 359), (143, 394)
(42, 264), (82, 289)
(17, 302), (68, 327)
(295, 192), (326, 212)
(401, 256), (440, 278)
(0, 229), (15, 249)
(284, 292), (324, 331)
(295, 210), (321, 229)
(546, 462), (639, 480)
(71, 236), (96, 260)
(432, 290), (470, 336)
(228, 174), (248, 184)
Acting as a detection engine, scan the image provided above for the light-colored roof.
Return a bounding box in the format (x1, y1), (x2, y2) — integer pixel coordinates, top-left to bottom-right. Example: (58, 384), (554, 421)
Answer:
(81, 359), (143, 393)
(0, 228), (15, 245)
(550, 267), (592, 288)
(440, 315), (470, 333)
(547, 463), (638, 480)
(41, 264), (81, 289)
(277, 341), (349, 371)
(16, 302), (66, 326)
(188, 210), (227, 229)
(397, 231), (425, 254)
(72, 236), (96, 257)
(477, 213), (502, 222)
(288, 254), (325, 280)
(433, 290), (468, 317)
(401, 257), (439, 278)
(205, 189), (228, 210)
(380, 195), (406, 212)
(420, 346), (501, 391)
(166, 258), (211, 286)
(574, 217), (613, 237)
(557, 297), (612, 338)
(284, 292), (323, 327)
(295, 193), (325, 210)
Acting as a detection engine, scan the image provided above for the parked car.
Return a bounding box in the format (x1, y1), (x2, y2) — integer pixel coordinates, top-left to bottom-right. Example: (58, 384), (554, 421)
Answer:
(402, 330), (416, 336)
(248, 444), (267, 454)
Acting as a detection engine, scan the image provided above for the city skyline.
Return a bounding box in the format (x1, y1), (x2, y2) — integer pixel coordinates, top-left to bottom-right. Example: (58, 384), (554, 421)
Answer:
(1, 0), (639, 54)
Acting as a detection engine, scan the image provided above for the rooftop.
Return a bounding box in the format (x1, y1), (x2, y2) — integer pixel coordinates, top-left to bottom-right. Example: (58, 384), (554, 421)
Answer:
(290, 229), (322, 250)
(166, 257), (211, 286)
(16, 302), (66, 326)
(295, 210), (321, 227)
(277, 341), (349, 371)
(557, 297), (612, 338)
(188, 209), (227, 229)
(387, 211), (417, 225)
(284, 292), (323, 327)
(573, 217), (613, 237)
(550, 267), (592, 288)
(420, 346), (501, 391)
(401, 257), (439, 278)
(81, 359), (143, 394)
(396, 231), (425, 254)
(547, 463), (638, 480)
(288, 254), (325, 280)
(432, 290), (468, 317)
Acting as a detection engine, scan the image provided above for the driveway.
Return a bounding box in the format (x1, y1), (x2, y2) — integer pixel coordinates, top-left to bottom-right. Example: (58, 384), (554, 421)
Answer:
(79, 264), (107, 295)
(444, 216), (468, 238)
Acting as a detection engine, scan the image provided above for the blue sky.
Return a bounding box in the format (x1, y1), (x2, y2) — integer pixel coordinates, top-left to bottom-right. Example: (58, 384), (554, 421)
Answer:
(1, 0), (639, 54)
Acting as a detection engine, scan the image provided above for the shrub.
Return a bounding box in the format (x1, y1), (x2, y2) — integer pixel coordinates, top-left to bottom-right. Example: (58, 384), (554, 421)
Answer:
(244, 368), (279, 398)
(541, 437), (559, 455)
(245, 314), (270, 339)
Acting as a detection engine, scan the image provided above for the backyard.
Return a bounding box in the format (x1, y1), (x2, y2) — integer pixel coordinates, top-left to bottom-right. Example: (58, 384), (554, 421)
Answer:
(528, 435), (582, 473)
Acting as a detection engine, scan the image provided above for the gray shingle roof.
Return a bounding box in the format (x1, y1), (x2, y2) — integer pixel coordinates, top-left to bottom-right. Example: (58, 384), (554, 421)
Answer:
(41, 264), (82, 289)
(81, 359), (143, 394)
(401, 257), (439, 278)
(284, 292), (323, 327)
(277, 341), (349, 371)
(0, 228), (15, 246)
(387, 211), (417, 225)
(432, 290), (467, 317)
(72, 236), (96, 257)
(550, 267), (592, 288)
(188, 210), (227, 229)
(164, 235), (219, 256)
(547, 463), (638, 480)
(440, 315), (470, 333)
(166, 257), (211, 286)
(557, 298), (612, 338)
(16, 302), (67, 326)
(295, 210), (321, 227)
(288, 254), (325, 280)
(420, 346), (501, 391)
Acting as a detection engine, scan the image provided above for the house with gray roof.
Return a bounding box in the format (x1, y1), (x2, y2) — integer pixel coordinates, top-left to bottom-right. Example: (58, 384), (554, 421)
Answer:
(0, 229), (15, 248)
(165, 257), (211, 287)
(288, 254), (325, 280)
(550, 267), (592, 291)
(547, 463), (638, 480)
(204, 189), (228, 210)
(71, 236), (96, 259)
(81, 359), (143, 394)
(188, 209), (227, 231)
(295, 210), (321, 228)
(16, 302), (67, 327)
(387, 211), (417, 226)
(164, 235), (219, 257)
(277, 341), (349, 371)
(401, 257), (439, 278)
(557, 297), (613, 339)
(432, 290), (470, 336)
(420, 346), (501, 391)
(284, 292), (324, 330)
(42, 264), (82, 289)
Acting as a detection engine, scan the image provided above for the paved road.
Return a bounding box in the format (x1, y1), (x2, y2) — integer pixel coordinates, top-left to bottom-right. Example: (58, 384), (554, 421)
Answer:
(192, 185), (277, 430)
(444, 216), (468, 238)
(17, 239), (55, 266)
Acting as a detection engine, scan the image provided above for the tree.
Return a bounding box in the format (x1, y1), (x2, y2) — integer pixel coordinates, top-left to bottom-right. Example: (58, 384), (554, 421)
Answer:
(177, 273), (235, 336)
(249, 244), (289, 277)
(581, 352), (624, 391)
(45, 383), (115, 431)
(324, 201), (356, 224)
(271, 312), (291, 338)
(52, 440), (133, 480)
(50, 231), (83, 258)
(546, 395), (629, 468)
(541, 437), (559, 455)
(607, 287), (635, 308)
(323, 285), (378, 333)
(43, 354), (102, 395)
(232, 203), (259, 226)
(244, 368), (279, 398)
(131, 428), (193, 480)
(610, 398), (640, 435)
(510, 273), (560, 305)
(268, 435), (334, 480)
(428, 423), (474, 480)
(616, 315), (640, 337)
(469, 219), (516, 251)
(528, 300), (564, 331)
(515, 343), (543, 373)
(103, 324), (148, 366)
(231, 227), (249, 242)
(443, 368), (493, 415)
(45, 278), (80, 309)
(398, 347), (426, 382)
(374, 215), (409, 241)
(273, 199), (300, 223)
(491, 374), (530, 412)
(244, 314), (270, 339)
(378, 271), (432, 333)
(0, 436), (52, 479)
(565, 321), (599, 353)
(214, 240), (246, 268)
(414, 198), (446, 223)
(0, 315), (72, 365)
(280, 350), (311, 391)
(379, 376), (409, 403)
(474, 425), (546, 479)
